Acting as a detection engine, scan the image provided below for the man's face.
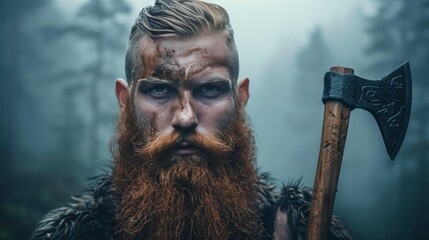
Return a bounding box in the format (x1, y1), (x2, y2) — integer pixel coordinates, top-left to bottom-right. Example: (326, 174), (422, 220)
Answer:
(116, 33), (249, 158)
(112, 34), (261, 240)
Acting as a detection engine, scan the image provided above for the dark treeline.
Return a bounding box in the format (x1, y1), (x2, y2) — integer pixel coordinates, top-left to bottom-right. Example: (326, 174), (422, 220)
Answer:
(365, 0), (429, 238)
(253, 0), (428, 239)
(0, 0), (131, 239)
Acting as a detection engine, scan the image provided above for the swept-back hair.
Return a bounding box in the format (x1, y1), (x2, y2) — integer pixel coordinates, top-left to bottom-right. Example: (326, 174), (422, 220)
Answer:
(125, 0), (239, 84)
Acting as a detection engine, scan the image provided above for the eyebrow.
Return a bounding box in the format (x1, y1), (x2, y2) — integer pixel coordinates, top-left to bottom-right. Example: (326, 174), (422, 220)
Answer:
(137, 77), (232, 91)
(137, 72), (232, 83)
(188, 78), (233, 93)
(196, 77), (231, 85)
(137, 77), (172, 83)
(136, 77), (179, 86)
(135, 78), (177, 93)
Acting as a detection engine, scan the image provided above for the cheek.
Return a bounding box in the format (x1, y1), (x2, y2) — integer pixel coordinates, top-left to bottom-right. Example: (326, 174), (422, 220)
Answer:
(134, 97), (173, 132)
(198, 98), (236, 132)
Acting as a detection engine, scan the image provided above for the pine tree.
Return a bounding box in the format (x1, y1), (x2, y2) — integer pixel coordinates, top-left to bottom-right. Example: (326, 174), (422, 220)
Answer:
(294, 27), (335, 108)
(366, 0), (429, 239)
(289, 27), (336, 178)
(69, 0), (131, 171)
(0, 1), (55, 239)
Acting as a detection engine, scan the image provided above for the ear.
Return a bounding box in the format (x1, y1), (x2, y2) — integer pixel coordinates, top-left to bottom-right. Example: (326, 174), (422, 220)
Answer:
(115, 78), (129, 112)
(237, 77), (250, 108)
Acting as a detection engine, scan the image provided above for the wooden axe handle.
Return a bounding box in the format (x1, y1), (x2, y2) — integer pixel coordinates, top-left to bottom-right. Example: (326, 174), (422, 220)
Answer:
(307, 67), (354, 240)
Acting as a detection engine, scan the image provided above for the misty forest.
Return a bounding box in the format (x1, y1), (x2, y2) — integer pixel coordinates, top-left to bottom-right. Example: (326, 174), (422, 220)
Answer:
(0, 0), (428, 239)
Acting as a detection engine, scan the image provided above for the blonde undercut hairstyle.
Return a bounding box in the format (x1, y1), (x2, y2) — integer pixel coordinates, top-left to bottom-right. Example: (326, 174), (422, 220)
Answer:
(125, 0), (239, 84)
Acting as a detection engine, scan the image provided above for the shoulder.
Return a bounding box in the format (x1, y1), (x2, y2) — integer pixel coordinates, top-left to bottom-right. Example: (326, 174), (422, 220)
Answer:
(275, 181), (353, 240)
(30, 173), (115, 240)
(257, 172), (280, 238)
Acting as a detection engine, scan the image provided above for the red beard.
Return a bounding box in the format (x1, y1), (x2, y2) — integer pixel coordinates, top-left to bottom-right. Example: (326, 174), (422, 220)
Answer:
(112, 102), (265, 240)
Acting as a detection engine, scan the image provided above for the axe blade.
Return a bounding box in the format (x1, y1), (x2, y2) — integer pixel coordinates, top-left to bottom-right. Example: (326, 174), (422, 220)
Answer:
(322, 62), (412, 160)
(375, 62), (412, 160)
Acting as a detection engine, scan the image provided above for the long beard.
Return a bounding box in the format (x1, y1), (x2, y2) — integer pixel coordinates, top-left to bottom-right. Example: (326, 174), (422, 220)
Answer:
(111, 102), (265, 240)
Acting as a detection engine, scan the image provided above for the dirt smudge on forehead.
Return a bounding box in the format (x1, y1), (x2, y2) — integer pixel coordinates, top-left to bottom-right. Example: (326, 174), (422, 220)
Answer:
(152, 46), (186, 81)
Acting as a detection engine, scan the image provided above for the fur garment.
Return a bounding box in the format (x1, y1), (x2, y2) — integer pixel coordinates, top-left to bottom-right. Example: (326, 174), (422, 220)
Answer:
(30, 172), (352, 240)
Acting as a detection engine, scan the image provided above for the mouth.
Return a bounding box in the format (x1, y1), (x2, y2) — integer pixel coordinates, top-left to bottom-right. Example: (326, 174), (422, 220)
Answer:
(171, 140), (199, 156)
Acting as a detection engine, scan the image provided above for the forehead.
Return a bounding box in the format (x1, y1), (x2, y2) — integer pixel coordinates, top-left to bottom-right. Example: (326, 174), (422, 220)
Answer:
(138, 34), (233, 80)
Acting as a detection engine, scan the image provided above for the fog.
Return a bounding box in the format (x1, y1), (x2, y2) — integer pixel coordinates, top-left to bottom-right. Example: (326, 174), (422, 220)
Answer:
(1, 0), (427, 239)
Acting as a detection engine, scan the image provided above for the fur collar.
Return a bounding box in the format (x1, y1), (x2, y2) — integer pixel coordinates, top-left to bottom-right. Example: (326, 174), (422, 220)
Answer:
(30, 172), (352, 240)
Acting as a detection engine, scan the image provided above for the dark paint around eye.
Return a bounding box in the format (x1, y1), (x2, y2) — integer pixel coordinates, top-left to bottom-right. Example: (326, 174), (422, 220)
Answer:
(148, 85), (175, 99)
(201, 85), (219, 93)
(153, 85), (168, 93)
(196, 84), (225, 98)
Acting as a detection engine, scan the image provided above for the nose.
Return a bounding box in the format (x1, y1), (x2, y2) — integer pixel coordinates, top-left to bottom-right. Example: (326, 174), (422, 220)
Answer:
(171, 92), (198, 131)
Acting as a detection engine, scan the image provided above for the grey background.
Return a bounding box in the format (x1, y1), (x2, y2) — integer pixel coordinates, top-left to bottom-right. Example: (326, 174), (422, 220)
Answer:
(1, 0), (428, 239)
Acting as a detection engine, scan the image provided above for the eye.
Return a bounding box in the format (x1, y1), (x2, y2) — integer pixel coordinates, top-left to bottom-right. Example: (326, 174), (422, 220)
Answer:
(148, 85), (174, 98)
(197, 84), (221, 98)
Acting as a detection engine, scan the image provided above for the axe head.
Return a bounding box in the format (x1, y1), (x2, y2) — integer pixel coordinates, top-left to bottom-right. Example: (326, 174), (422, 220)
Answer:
(322, 62), (412, 160)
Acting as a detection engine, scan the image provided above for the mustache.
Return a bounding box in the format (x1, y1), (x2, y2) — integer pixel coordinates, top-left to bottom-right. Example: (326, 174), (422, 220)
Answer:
(135, 131), (234, 160)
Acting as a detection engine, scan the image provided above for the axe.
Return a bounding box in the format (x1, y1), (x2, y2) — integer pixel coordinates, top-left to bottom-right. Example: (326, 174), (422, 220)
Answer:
(307, 63), (412, 240)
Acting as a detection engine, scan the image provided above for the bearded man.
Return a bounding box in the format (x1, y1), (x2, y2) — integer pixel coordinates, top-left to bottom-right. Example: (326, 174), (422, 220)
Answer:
(31, 0), (352, 239)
